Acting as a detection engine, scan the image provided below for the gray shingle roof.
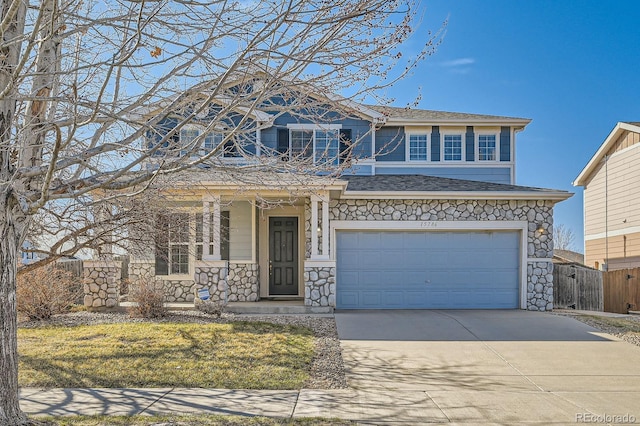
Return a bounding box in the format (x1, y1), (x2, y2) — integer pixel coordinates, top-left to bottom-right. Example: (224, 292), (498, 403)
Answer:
(623, 122), (640, 127)
(366, 105), (530, 123)
(341, 174), (567, 194)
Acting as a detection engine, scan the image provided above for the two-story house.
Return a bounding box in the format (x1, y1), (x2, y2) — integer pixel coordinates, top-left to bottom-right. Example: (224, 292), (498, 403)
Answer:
(574, 122), (640, 270)
(84, 77), (571, 311)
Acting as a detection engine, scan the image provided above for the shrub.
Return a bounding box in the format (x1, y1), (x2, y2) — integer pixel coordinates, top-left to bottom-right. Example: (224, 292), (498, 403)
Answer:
(17, 265), (81, 320)
(195, 298), (226, 318)
(128, 277), (167, 318)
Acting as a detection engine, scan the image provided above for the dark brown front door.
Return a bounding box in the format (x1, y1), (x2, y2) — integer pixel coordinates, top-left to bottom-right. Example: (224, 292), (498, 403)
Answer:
(269, 217), (298, 295)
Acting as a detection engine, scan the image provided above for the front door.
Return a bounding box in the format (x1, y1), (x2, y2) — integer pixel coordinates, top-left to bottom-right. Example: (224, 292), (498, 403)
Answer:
(269, 217), (299, 295)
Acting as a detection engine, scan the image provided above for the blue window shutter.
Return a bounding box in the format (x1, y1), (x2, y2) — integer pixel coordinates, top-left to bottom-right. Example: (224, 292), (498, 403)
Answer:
(277, 129), (289, 158)
(431, 126), (440, 161)
(466, 126), (475, 161)
(500, 127), (511, 161)
(339, 129), (352, 164)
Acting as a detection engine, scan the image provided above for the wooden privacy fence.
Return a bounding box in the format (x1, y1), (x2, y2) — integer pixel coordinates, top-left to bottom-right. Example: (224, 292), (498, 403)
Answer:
(553, 264), (603, 311)
(603, 267), (640, 314)
(55, 258), (84, 277)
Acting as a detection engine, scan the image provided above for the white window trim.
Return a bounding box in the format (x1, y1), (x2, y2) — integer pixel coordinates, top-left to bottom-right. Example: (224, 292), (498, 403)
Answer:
(180, 124), (242, 158)
(405, 132), (430, 162)
(156, 209), (199, 280)
(476, 131), (500, 162)
(286, 124), (342, 165)
(441, 132), (465, 162)
(329, 220), (529, 310)
(286, 123), (342, 131)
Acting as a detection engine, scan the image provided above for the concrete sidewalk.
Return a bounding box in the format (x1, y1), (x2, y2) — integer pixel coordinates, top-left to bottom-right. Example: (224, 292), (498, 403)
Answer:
(20, 384), (640, 424)
(20, 387), (451, 423)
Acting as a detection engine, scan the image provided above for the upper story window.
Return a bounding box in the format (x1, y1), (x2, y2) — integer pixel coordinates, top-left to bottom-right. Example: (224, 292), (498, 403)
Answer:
(408, 134), (428, 161)
(314, 130), (340, 165)
(443, 134), (463, 161)
(478, 134), (497, 161)
(179, 125), (239, 158)
(283, 124), (342, 166)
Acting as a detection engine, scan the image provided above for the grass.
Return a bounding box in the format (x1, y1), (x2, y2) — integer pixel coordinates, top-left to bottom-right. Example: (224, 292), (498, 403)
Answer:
(18, 321), (314, 389)
(34, 414), (354, 425)
(583, 315), (640, 333)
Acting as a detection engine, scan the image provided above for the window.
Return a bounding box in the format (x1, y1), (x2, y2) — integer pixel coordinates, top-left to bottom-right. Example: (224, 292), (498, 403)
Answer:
(155, 213), (189, 275)
(176, 125), (239, 158)
(408, 134), (428, 161)
(443, 134), (462, 161)
(290, 130), (313, 159)
(285, 127), (341, 165)
(314, 130), (340, 165)
(478, 134), (497, 161)
(195, 211), (230, 261)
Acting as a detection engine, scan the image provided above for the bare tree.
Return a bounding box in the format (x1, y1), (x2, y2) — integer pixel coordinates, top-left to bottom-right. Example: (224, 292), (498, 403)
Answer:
(553, 224), (576, 251)
(0, 0), (443, 423)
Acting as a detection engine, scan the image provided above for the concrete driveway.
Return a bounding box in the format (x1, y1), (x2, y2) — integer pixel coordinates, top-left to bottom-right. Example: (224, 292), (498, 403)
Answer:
(328, 310), (640, 424)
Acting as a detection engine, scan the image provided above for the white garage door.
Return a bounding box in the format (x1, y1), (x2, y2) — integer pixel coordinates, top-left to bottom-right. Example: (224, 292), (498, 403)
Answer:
(336, 230), (521, 309)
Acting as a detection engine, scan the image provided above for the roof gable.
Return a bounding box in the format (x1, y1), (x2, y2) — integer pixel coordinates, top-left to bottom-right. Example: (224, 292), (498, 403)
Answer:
(574, 122), (640, 186)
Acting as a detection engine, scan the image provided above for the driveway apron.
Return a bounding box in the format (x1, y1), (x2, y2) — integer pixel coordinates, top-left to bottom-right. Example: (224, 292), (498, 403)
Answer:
(332, 310), (640, 424)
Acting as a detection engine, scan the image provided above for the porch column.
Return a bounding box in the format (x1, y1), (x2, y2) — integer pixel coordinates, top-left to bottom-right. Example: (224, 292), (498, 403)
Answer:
(203, 195), (222, 261)
(202, 200), (211, 257)
(322, 198), (329, 258)
(310, 193), (330, 260)
(311, 198), (319, 258)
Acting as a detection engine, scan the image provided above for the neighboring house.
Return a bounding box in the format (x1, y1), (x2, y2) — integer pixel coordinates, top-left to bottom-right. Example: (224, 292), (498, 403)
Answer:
(86, 77), (572, 311)
(574, 122), (640, 270)
(552, 249), (585, 265)
(20, 241), (45, 265)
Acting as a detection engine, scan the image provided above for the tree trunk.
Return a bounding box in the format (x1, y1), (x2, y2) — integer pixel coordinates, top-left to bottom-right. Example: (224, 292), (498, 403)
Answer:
(0, 194), (29, 425)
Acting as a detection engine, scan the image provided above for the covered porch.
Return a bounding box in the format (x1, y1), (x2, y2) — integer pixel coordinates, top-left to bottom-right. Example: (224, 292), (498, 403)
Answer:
(122, 175), (346, 309)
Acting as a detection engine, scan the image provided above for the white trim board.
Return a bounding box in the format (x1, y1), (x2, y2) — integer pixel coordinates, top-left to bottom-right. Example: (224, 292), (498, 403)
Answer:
(585, 225), (640, 241)
(330, 220), (529, 309)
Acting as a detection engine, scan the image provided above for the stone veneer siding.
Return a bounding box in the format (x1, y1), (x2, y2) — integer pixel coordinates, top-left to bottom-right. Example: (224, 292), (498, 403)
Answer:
(83, 261), (121, 309)
(227, 263), (259, 302)
(194, 263), (259, 303)
(128, 262), (154, 283)
(161, 279), (196, 302)
(195, 266), (227, 303)
(328, 199), (555, 311)
(304, 266), (336, 307)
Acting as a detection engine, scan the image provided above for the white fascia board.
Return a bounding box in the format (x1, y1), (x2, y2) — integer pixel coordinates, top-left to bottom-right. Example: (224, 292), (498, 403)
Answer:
(373, 161), (512, 168)
(191, 181), (348, 192)
(129, 95), (273, 124)
(574, 122), (640, 186)
(321, 92), (386, 123)
(339, 190), (573, 201)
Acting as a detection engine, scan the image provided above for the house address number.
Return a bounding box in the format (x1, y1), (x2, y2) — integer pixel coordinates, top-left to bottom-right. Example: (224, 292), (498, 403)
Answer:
(420, 221), (438, 228)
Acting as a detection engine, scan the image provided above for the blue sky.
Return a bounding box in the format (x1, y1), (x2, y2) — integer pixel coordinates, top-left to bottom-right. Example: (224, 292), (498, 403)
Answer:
(388, 0), (640, 252)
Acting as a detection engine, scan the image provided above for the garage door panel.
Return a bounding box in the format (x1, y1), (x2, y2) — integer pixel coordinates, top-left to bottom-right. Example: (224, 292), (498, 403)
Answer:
(336, 230), (520, 309)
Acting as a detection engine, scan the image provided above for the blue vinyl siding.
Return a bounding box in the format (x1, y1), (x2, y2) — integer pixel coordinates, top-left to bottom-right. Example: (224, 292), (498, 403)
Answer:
(262, 113), (372, 159)
(340, 164), (374, 176)
(374, 166), (512, 184)
(500, 126), (511, 162)
(375, 126), (405, 161)
(466, 126), (475, 161)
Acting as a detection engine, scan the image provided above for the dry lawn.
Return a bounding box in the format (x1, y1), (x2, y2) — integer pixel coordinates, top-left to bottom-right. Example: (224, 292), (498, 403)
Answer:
(19, 321), (314, 389)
